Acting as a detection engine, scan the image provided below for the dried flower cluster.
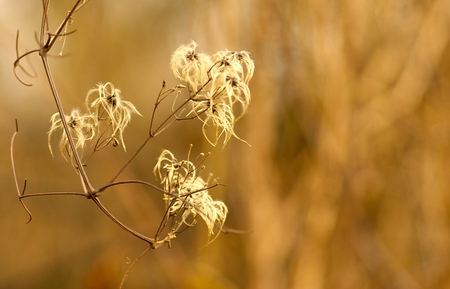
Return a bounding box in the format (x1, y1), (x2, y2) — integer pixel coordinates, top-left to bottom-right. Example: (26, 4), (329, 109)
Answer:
(171, 41), (254, 147)
(86, 82), (141, 151)
(154, 149), (227, 237)
(48, 82), (141, 164)
(48, 109), (96, 160)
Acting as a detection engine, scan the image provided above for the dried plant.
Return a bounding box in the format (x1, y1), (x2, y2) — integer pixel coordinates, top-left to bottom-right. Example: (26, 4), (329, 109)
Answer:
(153, 149), (228, 239)
(11, 1), (254, 287)
(48, 108), (97, 161)
(171, 40), (254, 146)
(86, 82), (142, 150)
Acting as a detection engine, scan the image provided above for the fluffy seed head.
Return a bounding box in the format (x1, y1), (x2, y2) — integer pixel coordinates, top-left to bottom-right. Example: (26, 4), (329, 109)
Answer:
(86, 82), (141, 151)
(153, 149), (228, 237)
(171, 42), (255, 148)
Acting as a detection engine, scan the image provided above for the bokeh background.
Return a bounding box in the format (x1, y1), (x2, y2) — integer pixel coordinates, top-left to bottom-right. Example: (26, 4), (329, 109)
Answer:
(2, 0), (450, 288)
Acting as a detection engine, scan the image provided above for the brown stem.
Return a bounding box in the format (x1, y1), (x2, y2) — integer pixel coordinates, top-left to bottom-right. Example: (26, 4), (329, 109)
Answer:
(108, 134), (152, 184)
(38, 0), (94, 193)
(89, 196), (156, 246)
(41, 56), (94, 194)
(99, 179), (164, 194)
(10, 120), (32, 223)
(40, 0), (87, 52)
(20, 192), (87, 199)
(119, 245), (152, 289)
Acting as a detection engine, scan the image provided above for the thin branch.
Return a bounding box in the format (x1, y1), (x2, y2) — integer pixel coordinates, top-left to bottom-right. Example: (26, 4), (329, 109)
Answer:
(100, 179), (223, 199)
(39, 0), (49, 54)
(107, 134), (152, 184)
(150, 72), (214, 137)
(119, 245), (151, 289)
(20, 191), (87, 199)
(150, 93), (193, 137)
(89, 196), (157, 246)
(148, 84), (181, 136)
(154, 198), (178, 240)
(10, 119), (32, 223)
(98, 179), (164, 195)
(41, 56), (94, 193)
(37, 0), (94, 193)
(40, 0), (88, 52)
(14, 31), (39, 86)
(47, 29), (77, 37)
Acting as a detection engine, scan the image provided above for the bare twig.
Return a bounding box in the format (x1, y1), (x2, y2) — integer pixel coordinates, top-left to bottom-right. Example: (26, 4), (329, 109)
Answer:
(10, 120), (32, 223)
(89, 196), (158, 247)
(119, 245), (151, 289)
(13, 31), (38, 86)
(41, 56), (93, 194)
(19, 192), (87, 199)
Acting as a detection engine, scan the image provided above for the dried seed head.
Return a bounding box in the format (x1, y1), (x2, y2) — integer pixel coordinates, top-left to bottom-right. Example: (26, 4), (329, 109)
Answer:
(171, 42), (255, 148)
(48, 109), (97, 162)
(153, 149), (227, 237)
(170, 41), (213, 92)
(188, 96), (238, 147)
(211, 50), (255, 84)
(86, 82), (141, 151)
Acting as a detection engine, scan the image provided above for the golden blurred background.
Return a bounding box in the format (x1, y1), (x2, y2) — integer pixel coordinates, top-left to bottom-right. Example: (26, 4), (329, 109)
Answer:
(2, 0), (450, 288)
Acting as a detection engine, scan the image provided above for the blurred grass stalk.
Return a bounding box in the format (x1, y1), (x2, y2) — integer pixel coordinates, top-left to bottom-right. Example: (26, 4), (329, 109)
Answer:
(237, 0), (450, 288)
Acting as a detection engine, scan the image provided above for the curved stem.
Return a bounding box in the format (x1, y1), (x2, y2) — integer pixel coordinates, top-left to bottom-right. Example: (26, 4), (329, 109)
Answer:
(99, 179), (164, 194)
(11, 120), (32, 223)
(14, 49), (40, 69)
(90, 196), (156, 246)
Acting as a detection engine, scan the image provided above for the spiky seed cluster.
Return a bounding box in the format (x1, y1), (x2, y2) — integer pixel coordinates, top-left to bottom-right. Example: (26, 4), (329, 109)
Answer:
(48, 109), (96, 162)
(48, 82), (141, 163)
(86, 82), (142, 151)
(170, 41), (213, 92)
(170, 41), (255, 147)
(153, 150), (228, 237)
